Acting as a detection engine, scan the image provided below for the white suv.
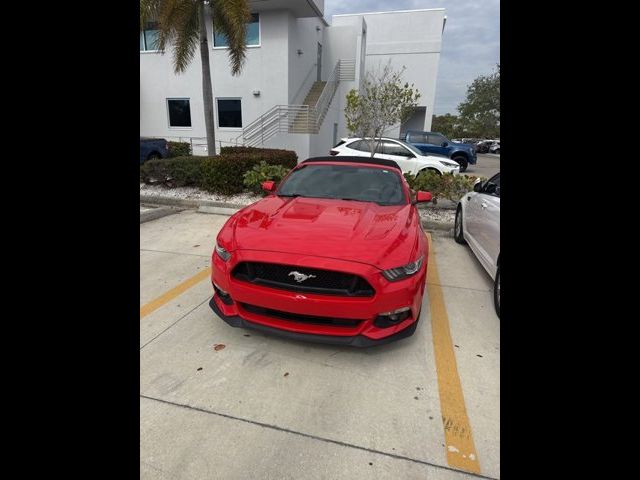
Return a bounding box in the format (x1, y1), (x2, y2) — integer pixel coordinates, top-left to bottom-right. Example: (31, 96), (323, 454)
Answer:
(330, 137), (460, 176)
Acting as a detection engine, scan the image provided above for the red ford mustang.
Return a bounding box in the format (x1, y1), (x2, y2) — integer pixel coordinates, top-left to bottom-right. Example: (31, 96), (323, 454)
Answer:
(209, 157), (432, 347)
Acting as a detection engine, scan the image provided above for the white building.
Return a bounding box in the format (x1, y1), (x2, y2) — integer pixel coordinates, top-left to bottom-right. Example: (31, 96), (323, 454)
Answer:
(140, 1), (446, 161)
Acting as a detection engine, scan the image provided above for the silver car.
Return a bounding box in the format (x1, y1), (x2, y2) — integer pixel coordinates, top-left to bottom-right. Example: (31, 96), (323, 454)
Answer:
(454, 173), (500, 317)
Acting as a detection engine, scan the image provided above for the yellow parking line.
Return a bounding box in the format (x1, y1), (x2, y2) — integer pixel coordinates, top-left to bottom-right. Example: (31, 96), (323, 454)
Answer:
(140, 267), (212, 319)
(426, 232), (481, 474)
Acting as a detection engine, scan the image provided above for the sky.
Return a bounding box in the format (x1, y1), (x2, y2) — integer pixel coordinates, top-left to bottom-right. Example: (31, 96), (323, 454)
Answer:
(324, 0), (500, 116)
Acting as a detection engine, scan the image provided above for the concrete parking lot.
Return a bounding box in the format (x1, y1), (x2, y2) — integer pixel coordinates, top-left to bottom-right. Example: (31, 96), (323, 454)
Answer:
(140, 211), (500, 479)
(464, 154), (499, 179)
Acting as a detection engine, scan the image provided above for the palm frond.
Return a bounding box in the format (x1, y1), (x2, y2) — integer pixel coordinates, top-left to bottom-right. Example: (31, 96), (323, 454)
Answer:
(211, 0), (250, 75)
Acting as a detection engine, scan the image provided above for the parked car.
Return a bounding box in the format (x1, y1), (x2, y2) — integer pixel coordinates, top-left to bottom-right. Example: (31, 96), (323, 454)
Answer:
(209, 156), (433, 346)
(475, 140), (491, 153)
(489, 142), (500, 154)
(140, 137), (169, 164)
(402, 130), (477, 172)
(330, 137), (460, 176)
(454, 172), (500, 317)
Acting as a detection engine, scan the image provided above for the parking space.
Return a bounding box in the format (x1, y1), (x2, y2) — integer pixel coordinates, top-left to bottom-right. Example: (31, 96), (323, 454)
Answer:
(140, 211), (499, 479)
(464, 154), (500, 179)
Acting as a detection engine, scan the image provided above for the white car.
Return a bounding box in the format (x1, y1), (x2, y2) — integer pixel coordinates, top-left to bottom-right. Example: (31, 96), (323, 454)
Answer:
(489, 142), (500, 154)
(330, 137), (461, 176)
(454, 172), (500, 317)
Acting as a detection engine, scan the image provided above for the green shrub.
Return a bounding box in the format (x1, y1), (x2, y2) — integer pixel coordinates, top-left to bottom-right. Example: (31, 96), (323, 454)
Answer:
(219, 146), (298, 169)
(404, 171), (484, 204)
(140, 156), (205, 186)
(140, 147), (298, 195)
(243, 161), (291, 193)
(167, 141), (191, 157)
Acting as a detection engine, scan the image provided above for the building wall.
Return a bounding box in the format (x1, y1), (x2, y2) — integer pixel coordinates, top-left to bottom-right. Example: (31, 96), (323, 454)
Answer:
(140, 9), (293, 155)
(140, 7), (444, 159)
(332, 9), (445, 133)
(288, 16), (326, 103)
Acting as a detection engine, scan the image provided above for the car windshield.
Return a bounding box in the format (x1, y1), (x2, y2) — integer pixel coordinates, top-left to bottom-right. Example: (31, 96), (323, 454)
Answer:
(278, 164), (406, 206)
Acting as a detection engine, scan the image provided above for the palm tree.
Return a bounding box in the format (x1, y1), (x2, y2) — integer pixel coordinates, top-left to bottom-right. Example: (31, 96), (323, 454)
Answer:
(140, 0), (251, 155)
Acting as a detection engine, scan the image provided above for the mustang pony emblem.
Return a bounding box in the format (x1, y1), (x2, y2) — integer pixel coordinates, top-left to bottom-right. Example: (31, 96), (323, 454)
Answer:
(288, 271), (317, 283)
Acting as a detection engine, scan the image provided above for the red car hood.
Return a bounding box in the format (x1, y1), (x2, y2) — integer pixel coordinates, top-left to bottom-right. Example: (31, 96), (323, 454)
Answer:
(224, 196), (420, 269)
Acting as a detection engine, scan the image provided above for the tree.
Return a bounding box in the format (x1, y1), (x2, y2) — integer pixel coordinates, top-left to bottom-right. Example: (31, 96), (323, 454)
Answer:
(140, 0), (251, 155)
(344, 62), (421, 157)
(431, 113), (461, 139)
(457, 64), (500, 139)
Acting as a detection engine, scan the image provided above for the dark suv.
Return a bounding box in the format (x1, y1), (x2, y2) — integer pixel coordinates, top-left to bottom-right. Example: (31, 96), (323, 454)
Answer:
(402, 131), (477, 172)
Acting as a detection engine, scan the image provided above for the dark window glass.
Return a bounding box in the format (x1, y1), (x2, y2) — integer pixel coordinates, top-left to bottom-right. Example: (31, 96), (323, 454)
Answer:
(278, 165), (406, 206)
(214, 13), (259, 47)
(217, 99), (242, 128)
(411, 133), (428, 143)
(167, 99), (191, 127)
(428, 134), (446, 146)
(347, 140), (365, 152)
(484, 173), (500, 196)
(141, 21), (160, 51)
(383, 141), (413, 157)
(348, 140), (383, 153)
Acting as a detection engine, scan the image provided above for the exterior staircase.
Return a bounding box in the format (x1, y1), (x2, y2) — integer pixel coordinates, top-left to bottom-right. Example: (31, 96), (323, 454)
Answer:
(290, 81), (326, 132)
(235, 60), (356, 147)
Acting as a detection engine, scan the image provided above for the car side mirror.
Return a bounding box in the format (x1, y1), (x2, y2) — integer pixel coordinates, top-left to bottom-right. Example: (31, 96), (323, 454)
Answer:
(473, 181), (483, 192)
(262, 181), (276, 192)
(442, 142), (449, 147)
(414, 191), (432, 204)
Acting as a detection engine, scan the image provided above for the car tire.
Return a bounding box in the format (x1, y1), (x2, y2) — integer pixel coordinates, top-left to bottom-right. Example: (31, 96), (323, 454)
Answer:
(147, 152), (161, 161)
(494, 149), (500, 154)
(454, 205), (467, 244)
(494, 266), (500, 318)
(453, 155), (468, 172)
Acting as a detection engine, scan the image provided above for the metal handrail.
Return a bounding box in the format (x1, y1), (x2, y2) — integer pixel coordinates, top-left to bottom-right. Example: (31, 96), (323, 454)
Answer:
(235, 59), (355, 147)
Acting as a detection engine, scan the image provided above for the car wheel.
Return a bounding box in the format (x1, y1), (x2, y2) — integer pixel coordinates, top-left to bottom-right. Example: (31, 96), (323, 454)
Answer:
(452, 156), (468, 172)
(147, 153), (161, 161)
(494, 149), (500, 154)
(454, 206), (467, 244)
(494, 266), (500, 318)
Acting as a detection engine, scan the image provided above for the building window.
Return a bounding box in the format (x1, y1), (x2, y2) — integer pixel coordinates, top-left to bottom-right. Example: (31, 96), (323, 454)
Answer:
(140, 21), (160, 51)
(213, 14), (259, 47)
(167, 99), (192, 128)
(217, 99), (242, 128)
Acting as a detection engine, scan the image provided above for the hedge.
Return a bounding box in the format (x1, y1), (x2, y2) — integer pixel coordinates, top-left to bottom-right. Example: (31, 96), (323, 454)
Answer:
(404, 171), (485, 204)
(140, 146), (298, 195)
(140, 156), (206, 187)
(219, 146), (298, 169)
(167, 141), (191, 157)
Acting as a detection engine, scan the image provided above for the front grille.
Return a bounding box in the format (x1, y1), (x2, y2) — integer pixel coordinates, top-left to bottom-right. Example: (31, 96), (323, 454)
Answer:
(232, 262), (374, 297)
(240, 303), (362, 327)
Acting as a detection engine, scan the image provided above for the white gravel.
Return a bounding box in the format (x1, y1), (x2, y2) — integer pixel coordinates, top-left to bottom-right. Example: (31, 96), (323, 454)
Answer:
(419, 208), (455, 224)
(140, 183), (261, 205)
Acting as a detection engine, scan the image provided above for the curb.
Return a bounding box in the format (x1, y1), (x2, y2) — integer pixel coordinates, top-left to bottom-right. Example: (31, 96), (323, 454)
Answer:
(198, 205), (241, 216)
(140, 205), (183, 224)
(139, 194), (248, 211)
(421, 220), (454, 232)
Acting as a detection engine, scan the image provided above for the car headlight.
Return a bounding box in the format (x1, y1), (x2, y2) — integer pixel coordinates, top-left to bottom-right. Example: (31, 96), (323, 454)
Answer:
(439, 160), (459, 168)
(382, 256), (424, 281)
(215, 242), (231, 261)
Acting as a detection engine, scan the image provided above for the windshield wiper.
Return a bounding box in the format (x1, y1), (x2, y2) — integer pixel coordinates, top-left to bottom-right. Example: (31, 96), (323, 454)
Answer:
(278, 193), (304, 198)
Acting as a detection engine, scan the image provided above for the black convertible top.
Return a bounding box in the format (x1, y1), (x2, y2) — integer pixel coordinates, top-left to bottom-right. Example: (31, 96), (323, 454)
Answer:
(300, 156), (401, 171)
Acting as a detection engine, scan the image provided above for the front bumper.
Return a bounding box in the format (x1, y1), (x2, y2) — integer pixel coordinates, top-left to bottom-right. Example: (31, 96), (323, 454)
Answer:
(209, 297), (420, 347)
(210, 249), (427, 347)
